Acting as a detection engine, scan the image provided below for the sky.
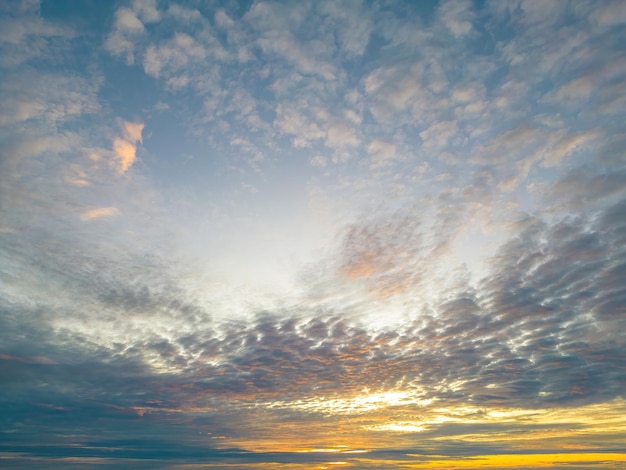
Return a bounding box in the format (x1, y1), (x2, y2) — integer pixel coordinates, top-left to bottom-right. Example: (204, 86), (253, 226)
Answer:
(1, 0), (626, 468)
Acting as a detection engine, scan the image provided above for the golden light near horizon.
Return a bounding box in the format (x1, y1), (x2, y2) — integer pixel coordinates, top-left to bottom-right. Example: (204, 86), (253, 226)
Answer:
(404, 453), (626, 469)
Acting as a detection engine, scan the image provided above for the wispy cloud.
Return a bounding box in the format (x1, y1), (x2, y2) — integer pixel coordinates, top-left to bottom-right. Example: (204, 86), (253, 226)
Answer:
(80, 207), (120, 221)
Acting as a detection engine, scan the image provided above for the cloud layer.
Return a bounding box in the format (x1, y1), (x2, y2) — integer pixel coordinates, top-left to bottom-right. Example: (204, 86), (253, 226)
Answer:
(1, 0), (625, 468)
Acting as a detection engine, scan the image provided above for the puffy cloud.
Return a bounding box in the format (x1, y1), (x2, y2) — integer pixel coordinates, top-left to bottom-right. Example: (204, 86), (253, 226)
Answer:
(105, 7), (146, 64)
(368, 140), (397, 169)
(315, 0), (375, 58)
(325, 121), (359, 150)
(419, 120), (458, 149)
(245, 1), (337, 80)
(105, 0), (161, 65)
(274, 104), (325, 148)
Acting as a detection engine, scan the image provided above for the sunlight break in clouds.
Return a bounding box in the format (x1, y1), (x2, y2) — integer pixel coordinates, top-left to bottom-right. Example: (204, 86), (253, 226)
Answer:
(1, 0), (625, 468)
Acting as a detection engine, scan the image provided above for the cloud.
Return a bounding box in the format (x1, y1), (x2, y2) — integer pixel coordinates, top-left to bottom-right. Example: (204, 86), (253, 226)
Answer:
(2, 189), (626, 463)
(309, 155), (327, 168)
(245, 1), (337, 80)
(368, 140), (397, 169)
(80, 207), (120, 221)
(113, 120), (144, 173)
(121, 120), (144, 142)
(104, 0), (162, 65)
(325, 121), (359, 150)
(0, 71), (100, 130)
(438, 0), (474, 37)
(419, 120), (458, 149)
(113, 138), (138, 173)
(132, 0), (160, 23)
(541, 129), (602, 167)
(0, 2), (75, 67)
(143, 33), (207, 81)
(105, 8), (145, 64)
(364, 64), (430, 125)
(551, 75), (595, 102)
(3, 1), (626, 466)
(274, 104), (325, 148)
(10, 192), (626, 405)
(589, 0), (626, 27)
(318, 1), (374, 58)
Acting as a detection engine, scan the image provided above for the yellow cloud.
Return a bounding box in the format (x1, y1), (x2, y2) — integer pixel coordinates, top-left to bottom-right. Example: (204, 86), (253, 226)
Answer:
(80, 207), (120, 221)
(405, 453), (626, 468)
(113, 120), (144, 173)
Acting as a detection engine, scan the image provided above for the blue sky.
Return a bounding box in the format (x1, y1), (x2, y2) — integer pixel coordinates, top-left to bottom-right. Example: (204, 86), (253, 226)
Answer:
(1, 0), (626, 468)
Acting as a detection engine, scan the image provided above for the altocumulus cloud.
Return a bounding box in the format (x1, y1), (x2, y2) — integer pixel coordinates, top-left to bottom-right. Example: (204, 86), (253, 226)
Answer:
(1, 0), (626, 468)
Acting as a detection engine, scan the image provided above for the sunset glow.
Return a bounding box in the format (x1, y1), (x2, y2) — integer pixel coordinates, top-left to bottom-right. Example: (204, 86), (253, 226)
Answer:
(1, 0), (626, 468)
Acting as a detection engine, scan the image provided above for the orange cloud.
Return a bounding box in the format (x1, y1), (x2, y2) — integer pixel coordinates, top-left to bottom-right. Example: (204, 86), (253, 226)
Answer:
(339, 220), (421, 298)
(113, 138), (137, 173)
(80, 207), (120, 221)
(113, 120), (144, 173)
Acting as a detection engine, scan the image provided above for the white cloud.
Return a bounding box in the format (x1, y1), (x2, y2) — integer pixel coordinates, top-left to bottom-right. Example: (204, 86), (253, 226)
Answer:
(274, 105), (325, 148)
(318, 0), (374, 57)
(0, 98), (45, 126)
(246, 1), (337, 80)
(0, 5), (75, 67)
(419, 120), (458, 149)
(167, 3), (203, 24)
(215, 8), (235, 30)
(438, 0), (474, 37)
(364, 64), (433, 125)
(309, 155), (327, 168)
(144, 33), (206, 79)
(104, 1), (163, 65)
(542, 129), (602, 168)
(104, 7), (145, 64)
(132, 0), (160, 24)
(257, 32), (336, 80)
(325, 121), (359, 149)
(549, 76), (595, 102)
(368, 140), (397, 169)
